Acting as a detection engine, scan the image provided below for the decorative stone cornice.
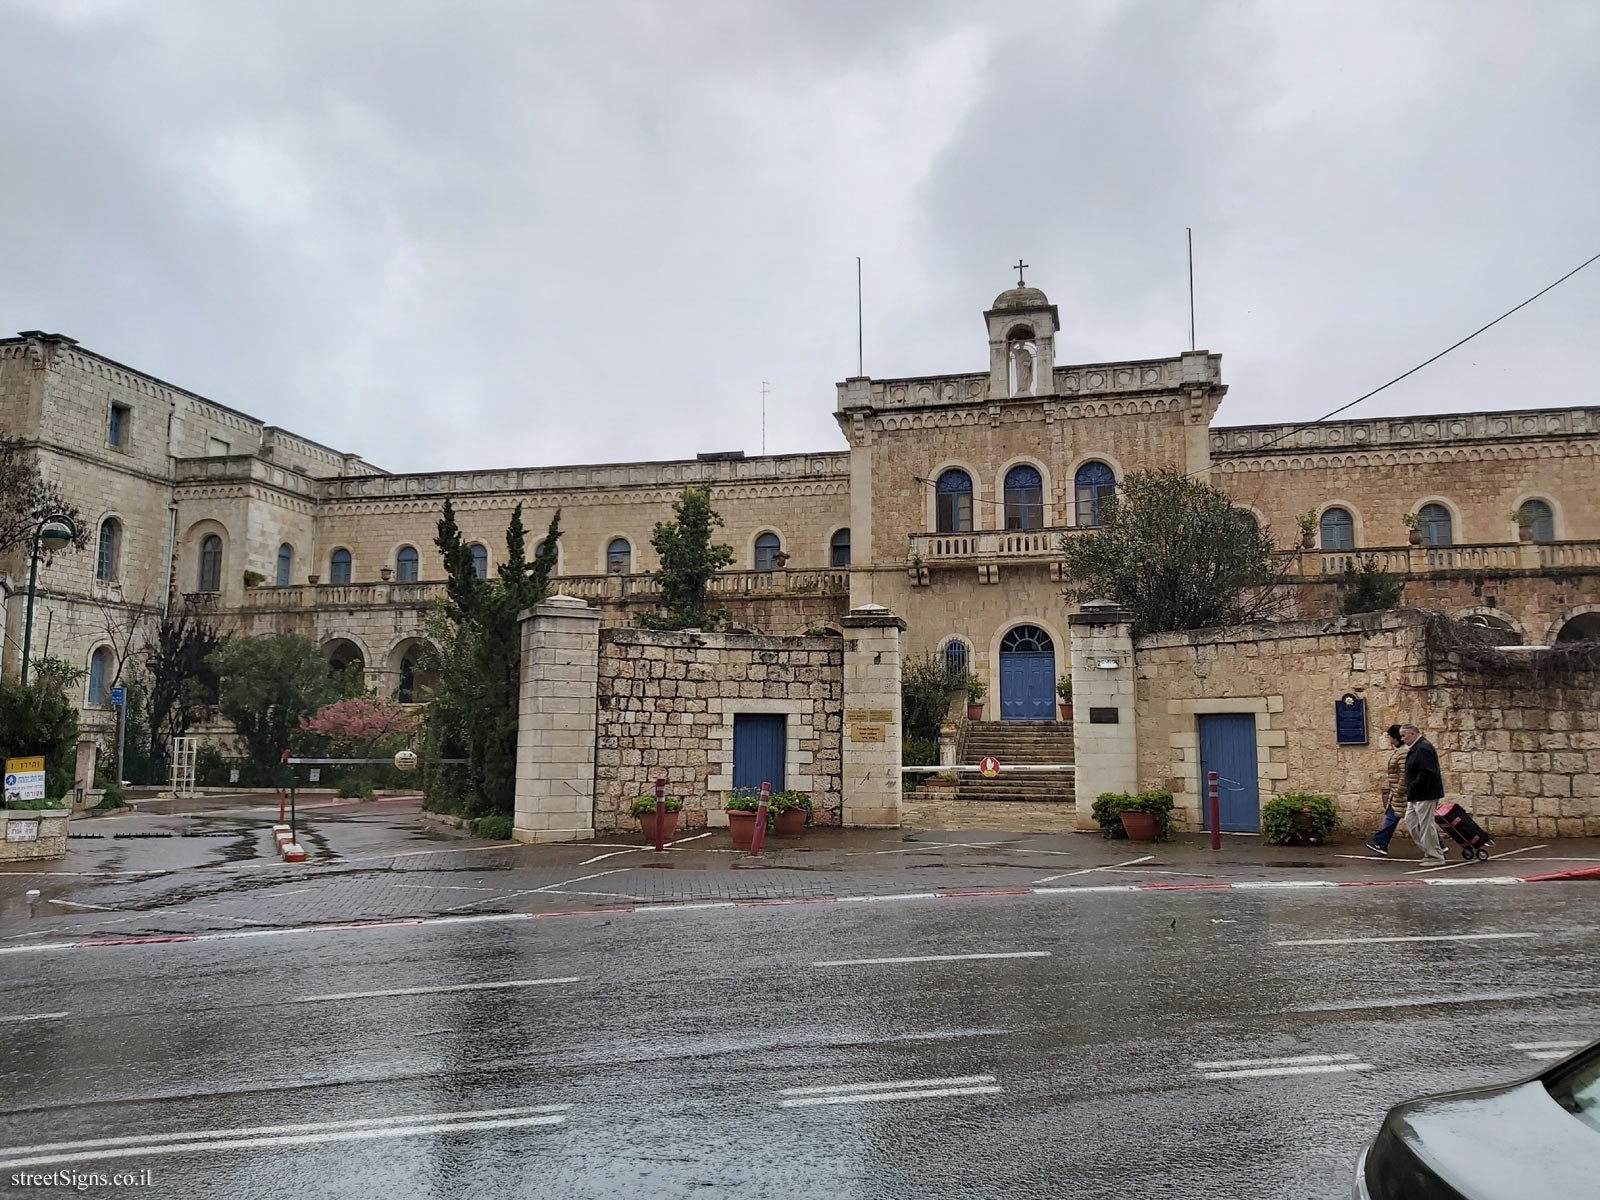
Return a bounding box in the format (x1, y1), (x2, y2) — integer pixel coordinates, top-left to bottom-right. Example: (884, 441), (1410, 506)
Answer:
(1212, 439), (1600, 474)
(1212, 406), (1600, 459)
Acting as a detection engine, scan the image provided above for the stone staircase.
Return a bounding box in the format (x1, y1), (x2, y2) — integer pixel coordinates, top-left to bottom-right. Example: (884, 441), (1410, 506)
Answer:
(956, 721), (1077, 805)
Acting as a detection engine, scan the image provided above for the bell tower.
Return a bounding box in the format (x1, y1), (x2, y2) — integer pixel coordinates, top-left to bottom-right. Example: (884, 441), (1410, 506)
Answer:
(984, 261), (1059, 399)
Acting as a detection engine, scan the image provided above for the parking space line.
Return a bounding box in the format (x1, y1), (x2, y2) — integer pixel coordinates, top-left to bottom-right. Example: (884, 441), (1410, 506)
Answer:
(1275, 932), (1538, 947)
(814, 951), (1051, 967)
(780, 1085), (1001, 1107)
(1194, 1053), (1358, 1070)
(1510, 1040), (1588, 1050)
(1034, 854), (1153, 884)
(292, 977), (579, 1003)
(0, 1011), (69, 1024)
(1200, 1062), (1373, 1080)
(778, 1074), (1001, 1107)
(1405, 844), (1546, 876)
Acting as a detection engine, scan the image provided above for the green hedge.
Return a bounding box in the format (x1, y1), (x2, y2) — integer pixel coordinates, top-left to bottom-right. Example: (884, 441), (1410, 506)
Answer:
(1262, 792), (1340, 845)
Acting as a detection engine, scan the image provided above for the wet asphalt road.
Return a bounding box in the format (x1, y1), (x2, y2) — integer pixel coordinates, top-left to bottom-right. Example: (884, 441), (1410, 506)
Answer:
(2, 883), (1597, 1199)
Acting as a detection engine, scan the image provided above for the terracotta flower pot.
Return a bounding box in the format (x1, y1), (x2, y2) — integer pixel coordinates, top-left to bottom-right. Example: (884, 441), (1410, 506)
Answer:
(966, 702), (984, 720)
(1518, 525), (1534, 542)
(1300, 533), (1315, 550)
(1059, 702), (1073, 721)
(639, 809), (679, 842)
(727, 809), (760, 850)
(1407, 530), (1422, 546)
(771, 808), (806, 838)
(1119, 809), (1160, 841)
(307, 574), (320, 585)
(381, 567), (393, 581)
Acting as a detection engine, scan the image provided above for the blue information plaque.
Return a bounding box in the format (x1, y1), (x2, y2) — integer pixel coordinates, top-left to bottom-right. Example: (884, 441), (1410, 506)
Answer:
(1335, 693), (1368, 745)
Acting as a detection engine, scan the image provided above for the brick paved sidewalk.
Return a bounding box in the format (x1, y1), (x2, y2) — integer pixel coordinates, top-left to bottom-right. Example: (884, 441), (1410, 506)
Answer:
(3, 795), (1596, 943)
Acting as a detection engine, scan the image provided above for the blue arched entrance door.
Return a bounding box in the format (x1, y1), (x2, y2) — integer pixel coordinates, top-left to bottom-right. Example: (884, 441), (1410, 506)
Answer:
(999, 624), (1055, 720)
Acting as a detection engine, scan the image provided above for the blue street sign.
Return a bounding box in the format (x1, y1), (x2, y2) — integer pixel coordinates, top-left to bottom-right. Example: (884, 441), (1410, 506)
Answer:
(110, 687), (126, 707)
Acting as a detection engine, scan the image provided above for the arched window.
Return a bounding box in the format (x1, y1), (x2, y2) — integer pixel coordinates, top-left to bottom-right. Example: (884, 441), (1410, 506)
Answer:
(607, 538), (631, 574)
(754, 532), (782, 571)
(198, 534), (223, 592)
(276, 543), (294, 587)
(1417, 503), (1453, 547)
(942, 639), (969, 685)
(1000, 624), (1054, 654)
(1004, 465), (1044, 531)
(1557, 612), (1600, 643)
(470, 543), (489, 579)
(830, 528), (851, 568)
(935, 469), (974, 533)
(95, 519), (121, 583)
(1319, 507), (1355, 551)
(395, 545), (419, 582)
(534, 539), (557, 570)
(1074, 461), (1115, 527)
(1519, 499), (1555, 543)
(329, 548), (352, 585)
(88, 646), (112, 706)
(398, 654), (416, 703)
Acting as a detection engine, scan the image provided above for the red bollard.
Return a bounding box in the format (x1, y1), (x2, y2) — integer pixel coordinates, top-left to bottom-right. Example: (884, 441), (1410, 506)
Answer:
(654, 776), (668, 853)
(1208, 770), (1221, 851)
(748, 781), (771, 858)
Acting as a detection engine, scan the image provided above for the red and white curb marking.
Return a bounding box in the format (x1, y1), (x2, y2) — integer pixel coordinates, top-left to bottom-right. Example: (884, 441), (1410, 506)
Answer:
(272, 824), (307, 863)
(2, 867), (1594, 956)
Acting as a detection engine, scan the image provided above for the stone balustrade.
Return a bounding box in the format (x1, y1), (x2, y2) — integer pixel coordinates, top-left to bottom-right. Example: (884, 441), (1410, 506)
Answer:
(1284, 540), (1600, 578)
(908, 527), (1077, 564)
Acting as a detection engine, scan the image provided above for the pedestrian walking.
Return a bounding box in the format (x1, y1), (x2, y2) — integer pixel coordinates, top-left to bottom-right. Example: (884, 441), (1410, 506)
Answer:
(1365, 724), (1407, 856)
(1399, 722), (1447, 863)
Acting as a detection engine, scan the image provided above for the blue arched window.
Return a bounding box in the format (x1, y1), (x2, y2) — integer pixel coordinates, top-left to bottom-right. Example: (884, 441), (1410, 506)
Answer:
(1417, 504), (1452, 547)
(88, 646), (111, 706)
(329, 548), (352, 585)
(607, 538), (631, 574)
(96, 519), (121, 583)
(1320, 507), (1355, 551)
(935, 469), (974, 533)
(470, 543), (489, 579)
(942, 639), (969, 686)
(275, 543), (294, 587)
(754, 532), (782, 571)
(1518, 499), (1554, 543)
(1074, 461), (1115, 527)
(1004, 464), (1044, 531)
(830, 528), (851, 568)
(395, 545), (419, 582)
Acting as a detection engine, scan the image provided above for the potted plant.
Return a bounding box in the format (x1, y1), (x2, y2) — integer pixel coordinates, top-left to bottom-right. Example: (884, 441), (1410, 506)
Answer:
(1402, 512), (1422, 546)
(1091, 787), (1174, 842)
(767, 790), (812, 837)
(243, 569), (266, 589)
(1262, 792), (1340, 845)
(380, 566), (394, 581)
(965, 674), (986, 720)
(724, 790), (762, 850)
(629, 793), (683, 841)
(771, 550), (790, 569)
(1056, 675), (1073, 721)
(1512, 508), (1536, 542)
(307, 573), (320, 585)
(1296, 510), (1318, 550)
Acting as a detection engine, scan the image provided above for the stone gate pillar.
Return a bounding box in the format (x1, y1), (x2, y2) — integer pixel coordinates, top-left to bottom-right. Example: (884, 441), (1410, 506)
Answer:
(1068, 601), (1138, 832)
(514, 595), (601, 843)
(840, 603), (906, 827)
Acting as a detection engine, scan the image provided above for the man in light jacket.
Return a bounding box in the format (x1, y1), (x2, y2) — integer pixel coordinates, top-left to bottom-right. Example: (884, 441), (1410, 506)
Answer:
(1399, 723), (1446, 863)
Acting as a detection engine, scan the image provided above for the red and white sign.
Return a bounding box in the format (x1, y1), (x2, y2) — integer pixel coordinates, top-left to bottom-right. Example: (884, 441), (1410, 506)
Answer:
(979, 756), (1001, 778)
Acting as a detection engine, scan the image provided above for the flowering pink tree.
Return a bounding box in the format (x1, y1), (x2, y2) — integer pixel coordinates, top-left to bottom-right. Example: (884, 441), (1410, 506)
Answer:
(302, 697), (419, 754)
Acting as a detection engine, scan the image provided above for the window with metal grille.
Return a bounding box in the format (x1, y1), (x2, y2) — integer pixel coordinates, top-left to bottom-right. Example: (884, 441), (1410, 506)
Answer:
(942, 640), (969, 685)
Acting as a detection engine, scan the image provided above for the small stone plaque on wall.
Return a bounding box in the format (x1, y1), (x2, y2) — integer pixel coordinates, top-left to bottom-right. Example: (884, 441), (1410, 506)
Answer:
(845, 709), (893, 723)
(1335, 693), (1368, 745)
(1088, 707), (1119, 724)
(851, 723), (887, 743)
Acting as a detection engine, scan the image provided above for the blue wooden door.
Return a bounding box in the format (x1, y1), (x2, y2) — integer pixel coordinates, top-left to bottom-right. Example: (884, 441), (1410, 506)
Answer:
(733, 714), (786, 793)
(999, 624), (1056, 721)
(1197, 714), (1260, 833)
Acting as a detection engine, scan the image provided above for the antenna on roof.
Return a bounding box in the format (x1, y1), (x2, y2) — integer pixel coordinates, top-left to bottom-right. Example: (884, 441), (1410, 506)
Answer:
(1187, 228), (1196, 352)
(856, 256), (864, 377)
(761, 380), (770, 455)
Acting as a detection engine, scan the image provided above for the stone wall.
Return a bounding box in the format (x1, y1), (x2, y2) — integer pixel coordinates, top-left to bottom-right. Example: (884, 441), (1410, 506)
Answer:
(594, 627), (843, 832)
(1134, 610), (1600, 837)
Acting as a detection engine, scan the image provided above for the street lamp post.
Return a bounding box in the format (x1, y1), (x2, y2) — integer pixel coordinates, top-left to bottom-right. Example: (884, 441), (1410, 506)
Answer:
(20, 516), (77, 686)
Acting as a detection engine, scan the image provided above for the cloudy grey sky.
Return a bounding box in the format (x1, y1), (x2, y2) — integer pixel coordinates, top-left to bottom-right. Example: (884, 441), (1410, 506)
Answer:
(5, 0), (1597, 473)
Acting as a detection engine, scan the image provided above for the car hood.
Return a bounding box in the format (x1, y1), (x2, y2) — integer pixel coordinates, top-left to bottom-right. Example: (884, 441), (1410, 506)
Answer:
(1387, 1075), (1600, 1197)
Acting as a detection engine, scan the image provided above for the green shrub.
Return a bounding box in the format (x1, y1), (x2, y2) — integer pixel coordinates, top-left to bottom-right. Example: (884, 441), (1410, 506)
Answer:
(3, 796), (66, 811)
(902, 736), (938, 767)
(767, 790), (813, 824)
(1262, 792), (1340, 845)
(337, 778), (374, 799)
(475, 812), (513, 841)
(96, 781), (126, 808)
(628, 794), (684, 816)
(1091, 787), (1176, 840)
(901, 654), (952, 743)
(723, 789), (761, 813)
(0, 677), (79, 802)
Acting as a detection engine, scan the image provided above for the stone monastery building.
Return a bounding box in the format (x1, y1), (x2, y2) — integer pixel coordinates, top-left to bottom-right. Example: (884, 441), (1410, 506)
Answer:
(4, 279), (1599, 825)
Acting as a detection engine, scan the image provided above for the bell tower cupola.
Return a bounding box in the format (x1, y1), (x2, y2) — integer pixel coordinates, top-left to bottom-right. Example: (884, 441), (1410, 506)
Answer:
(985, 260), (1059, 399)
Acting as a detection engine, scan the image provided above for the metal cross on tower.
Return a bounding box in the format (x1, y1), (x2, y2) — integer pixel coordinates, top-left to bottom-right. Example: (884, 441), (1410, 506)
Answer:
(1013, 259), (1028, 286)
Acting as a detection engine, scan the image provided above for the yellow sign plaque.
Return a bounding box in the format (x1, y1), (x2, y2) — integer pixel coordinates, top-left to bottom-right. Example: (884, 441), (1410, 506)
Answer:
(850, 723), (887, 743)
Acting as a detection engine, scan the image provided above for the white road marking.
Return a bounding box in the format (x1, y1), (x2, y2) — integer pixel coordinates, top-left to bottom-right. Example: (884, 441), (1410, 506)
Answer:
(0, 1112), (568, 1169)
(1034, 854), (1153, 884)
(1193, 1053), (1359, 1070)
(832, 892), (940, 903)
(0, 1011), (68, 1024)
(577, 848), (641, 866)
(1230, 881), (1337, 890)
(1275, 932), (1539, 947)
(0, 1104), (569, 1157)
(293, 977), (579, 1003)
(1524, 1050), (1576, 1060)
(46, 899), (119, 911)
(782, 1074), (997, 1096)
(1200, 1062), (1374, 1080)
(1031, 885), (1139, 895)
(780, 1085), (1002, 1107)
(1511, 1040), (1588, 1051)
(813, 951), (1051, 968)
(1405, 844), (1547, 875)
(667, 831), (714, 846)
